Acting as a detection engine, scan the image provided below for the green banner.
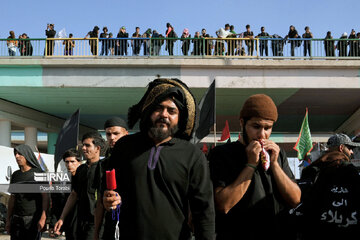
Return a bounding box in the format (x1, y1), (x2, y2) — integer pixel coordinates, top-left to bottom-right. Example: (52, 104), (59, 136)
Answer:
(293, 108), (313, 160)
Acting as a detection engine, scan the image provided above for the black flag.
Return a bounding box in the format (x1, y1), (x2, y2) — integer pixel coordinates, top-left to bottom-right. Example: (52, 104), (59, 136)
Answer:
(54, 109), (80, 172)
(193, 80), (215, 143)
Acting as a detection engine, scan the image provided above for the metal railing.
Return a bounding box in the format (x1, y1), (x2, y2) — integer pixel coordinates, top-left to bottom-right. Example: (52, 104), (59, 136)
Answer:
(1, 37), (360, 59)
(45, 38), (98, 57)
(1, 38), (45, 57)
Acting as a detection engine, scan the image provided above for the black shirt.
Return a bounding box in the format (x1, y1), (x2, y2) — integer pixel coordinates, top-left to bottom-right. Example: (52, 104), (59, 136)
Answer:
(243, 31), (254, 38)
(208, 141), (296, 240)
(10, 168), (43, 216)
(46, 29), (56, 38)
(88, 31), (98, 38)
(72, 161), (100, 223)
(132, 32), (142, 48)
(257, 32), (270, 44)
(106, 132), (215, 240)
(117, 32), (129, 38)
(243, 31), (254, 46)
(287, 29), (298, 38)
(99, 32), (108, 43)
(299, 161), (360, 239)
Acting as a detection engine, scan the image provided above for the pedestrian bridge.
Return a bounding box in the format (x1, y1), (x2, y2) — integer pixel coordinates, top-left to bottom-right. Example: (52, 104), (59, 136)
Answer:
(0, 58), (359, 155)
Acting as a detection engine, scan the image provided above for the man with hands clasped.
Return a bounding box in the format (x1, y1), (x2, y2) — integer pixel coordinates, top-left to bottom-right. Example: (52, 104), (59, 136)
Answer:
(208, 94), (301, 240)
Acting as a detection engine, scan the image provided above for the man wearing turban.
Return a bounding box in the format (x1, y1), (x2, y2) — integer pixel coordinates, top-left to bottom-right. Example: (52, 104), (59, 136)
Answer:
(102, 78), (215, 240)
(94, 117), (128, 240)
(208, 94), (301, 240)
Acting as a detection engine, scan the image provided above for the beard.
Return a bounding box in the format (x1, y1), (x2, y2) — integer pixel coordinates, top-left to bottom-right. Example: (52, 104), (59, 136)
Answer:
(149, 117), (178, 142)
(343, 150), (353, 160)
(241, 124), (249, 145)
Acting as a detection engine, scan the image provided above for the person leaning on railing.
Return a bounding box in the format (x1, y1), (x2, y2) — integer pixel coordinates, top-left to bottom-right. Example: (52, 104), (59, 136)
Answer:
(85, 26), (99, 56)
(256, 26), (270, 57)
(131, 27), (142, 56)
(324, 31), (335, 57)
(226, 25), (237, 56)
(201, 28), (212, 56)
(63, 33), (75, 56)
(99, 27), (109, 56)
(285, 25), (299, 57)
(116, 26), (129, 56)
(348, 29), (358, 57)
(18, 35), (25, 56)
(181, 28), (191, 56)
(302, 26), (313, 57)
(150, 30), (164, 56)
(215, 27), (232, 56)
(108, 33), (115, 55)
(243, 24), (254, 56)
(7, 31), (18, 56)
(142, 28), (152, 56)
(165, 23), (177, 56)
(18, 33), (33, 56)
(336, 32), (348, 57)
(271, 34), (285, 57)
(192, 31), (202, 56)
(22, 33), (33, 56)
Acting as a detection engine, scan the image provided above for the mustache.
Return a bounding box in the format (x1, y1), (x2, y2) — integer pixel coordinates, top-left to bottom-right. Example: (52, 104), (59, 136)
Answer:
(155, 118), (170, 125)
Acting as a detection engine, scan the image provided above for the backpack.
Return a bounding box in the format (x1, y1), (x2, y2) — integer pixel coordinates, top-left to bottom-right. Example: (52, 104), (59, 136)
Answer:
(292, 162), (360, 239)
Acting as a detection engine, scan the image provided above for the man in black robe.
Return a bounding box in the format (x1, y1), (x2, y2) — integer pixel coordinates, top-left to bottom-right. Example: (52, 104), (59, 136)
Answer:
(103, 78), (215, 240)
(6, 144), (49, 240)
(208, 94), (301, 240)
(54, 131), (106, 240)
(94, 117), (128, 240)
(49, 148), (81, 239)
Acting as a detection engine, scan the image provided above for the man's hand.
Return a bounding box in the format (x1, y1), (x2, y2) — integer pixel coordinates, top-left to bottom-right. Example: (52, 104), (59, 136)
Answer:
(103, 190), (121, 211)
(261, 139), (280, 165)
(37, 215), (46, 232)
(54, 219), (63, 235)
(245, 140), (262, 165)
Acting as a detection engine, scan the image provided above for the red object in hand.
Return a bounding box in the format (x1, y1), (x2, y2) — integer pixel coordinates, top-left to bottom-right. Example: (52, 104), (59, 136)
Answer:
(106, 169), (117, 190)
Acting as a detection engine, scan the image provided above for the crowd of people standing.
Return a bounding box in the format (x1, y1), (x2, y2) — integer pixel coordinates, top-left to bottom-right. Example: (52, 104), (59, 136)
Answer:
(4, 77), (360, 240)
(5, 23), (360, 57)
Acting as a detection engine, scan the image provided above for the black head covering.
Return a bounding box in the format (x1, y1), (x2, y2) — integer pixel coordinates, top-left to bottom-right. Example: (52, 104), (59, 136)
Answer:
(104, 117), (128, 130)
(127, 78), (198, 141)
(14, 144), (42, 171)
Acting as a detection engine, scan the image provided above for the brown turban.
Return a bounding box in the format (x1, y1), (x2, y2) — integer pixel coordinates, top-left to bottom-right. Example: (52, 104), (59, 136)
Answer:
(240, 94), (278, 122)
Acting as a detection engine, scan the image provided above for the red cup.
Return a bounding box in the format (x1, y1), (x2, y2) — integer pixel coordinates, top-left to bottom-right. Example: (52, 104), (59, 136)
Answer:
(106, 169), (117, 190)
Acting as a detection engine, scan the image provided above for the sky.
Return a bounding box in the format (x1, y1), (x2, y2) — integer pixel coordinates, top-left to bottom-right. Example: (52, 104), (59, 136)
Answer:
(1, 0), (359, 40)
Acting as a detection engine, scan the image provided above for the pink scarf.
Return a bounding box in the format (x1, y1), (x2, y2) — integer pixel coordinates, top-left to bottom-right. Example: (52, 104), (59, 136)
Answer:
(182, 28), (189, 38)
(166, 27), (173, 37)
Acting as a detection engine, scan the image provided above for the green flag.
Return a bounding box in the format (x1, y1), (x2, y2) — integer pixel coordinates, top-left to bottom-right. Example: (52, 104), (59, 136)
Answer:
(293, 108), (313, 160)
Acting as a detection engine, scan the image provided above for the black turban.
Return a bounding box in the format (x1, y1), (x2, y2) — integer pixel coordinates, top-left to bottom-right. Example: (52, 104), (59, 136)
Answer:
(127, 78), (198, 140)
(104, 117), (128, 130)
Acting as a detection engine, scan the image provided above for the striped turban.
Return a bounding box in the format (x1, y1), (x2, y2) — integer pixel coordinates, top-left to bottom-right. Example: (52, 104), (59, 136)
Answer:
(127, 78), (198, 140)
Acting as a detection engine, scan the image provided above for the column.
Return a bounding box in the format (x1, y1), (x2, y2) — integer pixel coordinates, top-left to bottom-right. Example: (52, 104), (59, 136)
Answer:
(47, 132), (58, 154)
(0, 120), (11, 147)
(24, 126), (37, 151)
